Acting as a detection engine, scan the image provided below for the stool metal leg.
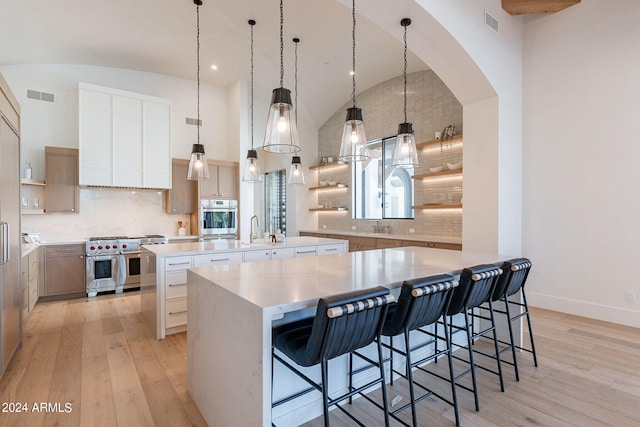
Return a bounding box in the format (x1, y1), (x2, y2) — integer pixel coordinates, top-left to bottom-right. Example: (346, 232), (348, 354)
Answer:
(487, 299), (505, 392)
(463, 309), (480, 411)
(443, 315), (460, 426)
(321, 358), (330, 427)
(377, 338), (391, 427)
(503, 294), (520, 381)
(522, 290), (539, 366)
(403, 329), (418, 427)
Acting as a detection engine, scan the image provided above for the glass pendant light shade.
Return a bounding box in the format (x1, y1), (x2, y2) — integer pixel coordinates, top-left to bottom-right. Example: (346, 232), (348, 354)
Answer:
(391, 122), (419, 168)
(243, 19), (262, 183)
(391, 17), (419, 169)
(288, 156), (305, 185)
(339, 107), (368, 162)
(243, 149), (262, 182)
(187, 143), (210, 180)
(263, 88), (300, 153)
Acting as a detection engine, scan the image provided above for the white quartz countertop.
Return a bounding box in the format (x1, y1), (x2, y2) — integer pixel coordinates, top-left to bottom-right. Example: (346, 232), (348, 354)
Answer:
(188, 247), (514, 315)
(299, 229), (462, 244)
(143, 236), (348, 257)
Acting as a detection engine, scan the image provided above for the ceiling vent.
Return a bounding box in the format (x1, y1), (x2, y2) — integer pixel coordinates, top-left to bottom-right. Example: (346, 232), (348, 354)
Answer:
(185, 117), (202, 126)
(27, 89), (55, 103)
(485, 11), (499, 32)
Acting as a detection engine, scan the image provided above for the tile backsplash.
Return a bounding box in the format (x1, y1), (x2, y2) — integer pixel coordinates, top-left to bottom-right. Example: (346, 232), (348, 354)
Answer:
(314, 70), (463, 240)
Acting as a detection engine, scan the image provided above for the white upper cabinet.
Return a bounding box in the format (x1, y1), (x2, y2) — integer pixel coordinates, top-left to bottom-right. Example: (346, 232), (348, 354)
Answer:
(79, 83), (172, 189)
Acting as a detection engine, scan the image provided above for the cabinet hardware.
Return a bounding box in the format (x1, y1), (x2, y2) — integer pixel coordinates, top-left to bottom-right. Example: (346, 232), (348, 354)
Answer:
(297, 250), (316, 254)
(210, 258), (230, 262)
(169, 283), (187, 287)
(324, 248), (337, 251)
(169, 261), (191, 266)
(169, 310), (188, 315)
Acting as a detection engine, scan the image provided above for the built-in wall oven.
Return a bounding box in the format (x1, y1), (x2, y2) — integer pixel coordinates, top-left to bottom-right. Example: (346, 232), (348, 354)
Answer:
(200, 199), (238, 240)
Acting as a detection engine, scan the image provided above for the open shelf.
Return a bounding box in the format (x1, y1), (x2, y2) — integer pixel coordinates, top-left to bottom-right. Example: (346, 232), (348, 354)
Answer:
(309, 207), (348, 212)
(412, 204), (463, 210)
(412, 169), (463, 180)
(309, 183), (349, 190)
(416, 134), (463, 151)
(22, 209), (45, 215)
(309, 161), (348, 171)
(21, 179), (46, 186)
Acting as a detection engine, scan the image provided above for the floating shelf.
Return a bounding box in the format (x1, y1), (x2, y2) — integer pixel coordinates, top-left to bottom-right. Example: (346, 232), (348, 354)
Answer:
(416, 135), (463, 151)
(309, 161), (348, 171)
(21, 179), (46, 186)
(309, 183), (349, 191)
(412, 204), (463, 210)
(412, 169), (463, 180)
(309, 207), (348, 212)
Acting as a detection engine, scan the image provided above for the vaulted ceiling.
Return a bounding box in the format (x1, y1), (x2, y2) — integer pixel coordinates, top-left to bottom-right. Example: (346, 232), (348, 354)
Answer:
(0, 0), (428, 128)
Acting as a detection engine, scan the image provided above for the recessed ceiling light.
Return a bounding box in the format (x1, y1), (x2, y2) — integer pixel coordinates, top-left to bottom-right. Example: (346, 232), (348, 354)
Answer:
(211, 65), (218, 71)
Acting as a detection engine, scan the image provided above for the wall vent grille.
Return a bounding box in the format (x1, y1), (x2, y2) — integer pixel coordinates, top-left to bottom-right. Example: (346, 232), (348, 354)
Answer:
(185, 117), (202, 126)
(485, 11), (499, 32)
(27, 89), (55, 103)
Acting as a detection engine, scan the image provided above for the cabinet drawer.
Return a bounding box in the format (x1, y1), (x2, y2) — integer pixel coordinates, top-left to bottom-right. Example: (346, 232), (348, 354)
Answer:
(44, 244), (85, 257)
(165, 256), (193, 271)
(194, 252), (243, 267)
(270, 247), (295, 260)
(166, 270), (188, 299)
(29, 287), (38, 310)
(317, 244), (345, 255)
(244, 250), (272, 263)
(376, 238), (403, 249)
(294, 246), (318, 257)
(166, 298), (187, 328)
(402, 240), (462, 251)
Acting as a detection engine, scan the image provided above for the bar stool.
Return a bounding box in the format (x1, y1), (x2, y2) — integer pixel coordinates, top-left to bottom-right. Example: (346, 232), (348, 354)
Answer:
(492, 258), (537, 380)
(271, 286), (394, 427)
(445, 264), (504, 411)
(375, 274), (461, 427)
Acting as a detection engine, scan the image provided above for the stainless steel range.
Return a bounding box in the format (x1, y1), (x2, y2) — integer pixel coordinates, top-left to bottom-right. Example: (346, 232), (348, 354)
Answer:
(86, 236), (126, 297)
(86, 235), (168, 297)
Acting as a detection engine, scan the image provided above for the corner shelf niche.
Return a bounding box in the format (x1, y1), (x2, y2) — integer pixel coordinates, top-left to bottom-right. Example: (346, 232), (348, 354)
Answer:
(20, 179), (46, 214)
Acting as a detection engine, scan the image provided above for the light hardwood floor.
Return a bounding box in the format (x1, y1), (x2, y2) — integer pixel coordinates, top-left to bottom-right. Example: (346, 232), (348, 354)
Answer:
(1, 291), (639, 426)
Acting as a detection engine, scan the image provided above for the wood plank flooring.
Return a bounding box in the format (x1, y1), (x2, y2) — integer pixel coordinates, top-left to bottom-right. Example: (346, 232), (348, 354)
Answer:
(1, 291), (639, 426)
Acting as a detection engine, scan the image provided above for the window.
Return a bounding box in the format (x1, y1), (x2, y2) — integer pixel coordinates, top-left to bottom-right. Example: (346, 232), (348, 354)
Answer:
(353, 137), (414, 219)
(264, 169), (287, 234)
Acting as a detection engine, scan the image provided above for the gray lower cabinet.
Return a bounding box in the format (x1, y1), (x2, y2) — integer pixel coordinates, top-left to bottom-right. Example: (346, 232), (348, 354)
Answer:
(20, 248), (39, 321)
(42, 244), (85, 298)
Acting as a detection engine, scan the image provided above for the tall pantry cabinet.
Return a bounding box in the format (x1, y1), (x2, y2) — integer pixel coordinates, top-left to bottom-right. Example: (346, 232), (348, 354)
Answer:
(0, 73), (21, 378)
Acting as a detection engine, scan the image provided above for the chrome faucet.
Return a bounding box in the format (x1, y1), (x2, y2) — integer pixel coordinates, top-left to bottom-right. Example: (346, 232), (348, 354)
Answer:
(250, 215), (260, 243)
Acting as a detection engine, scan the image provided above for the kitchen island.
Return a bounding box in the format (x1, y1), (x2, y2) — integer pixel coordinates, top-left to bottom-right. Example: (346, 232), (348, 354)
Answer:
(187, 246), (515, 427)
(140, 236), (348, 339)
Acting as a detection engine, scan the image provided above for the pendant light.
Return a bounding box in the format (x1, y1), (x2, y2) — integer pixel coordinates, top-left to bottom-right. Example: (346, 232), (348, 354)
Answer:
(289, 37), (305, 185)
(263, 0), (300, 154)
(391, 18), (419, 169)
(187, 0), (210, 180)
(243, 19), (262, 183)
(338, 0), (368, 163)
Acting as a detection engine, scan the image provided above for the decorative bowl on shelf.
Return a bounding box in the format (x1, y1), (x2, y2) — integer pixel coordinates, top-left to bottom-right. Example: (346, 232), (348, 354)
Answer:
(319, 180), (328, 186)
(429, 166), (444, 173)
(447, 161), (462, 170)
(328, 180), (337, 186)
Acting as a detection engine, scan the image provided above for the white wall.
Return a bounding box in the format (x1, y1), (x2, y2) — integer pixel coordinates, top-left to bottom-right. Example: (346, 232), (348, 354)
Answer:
(522, 1), (640, 327)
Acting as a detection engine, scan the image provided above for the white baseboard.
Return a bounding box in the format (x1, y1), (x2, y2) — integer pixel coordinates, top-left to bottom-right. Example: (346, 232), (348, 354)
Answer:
(527, 292), (640, 328)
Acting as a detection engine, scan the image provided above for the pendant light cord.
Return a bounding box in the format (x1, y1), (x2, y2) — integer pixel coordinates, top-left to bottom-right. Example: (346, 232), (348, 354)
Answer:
(294, 38), (298, 125)
(196, 2), (201, 144)
(280, 0), (284, 88)
(250, 20), (255, 150)
(351, 0), (356, 108)
(403, 22), (407, 123)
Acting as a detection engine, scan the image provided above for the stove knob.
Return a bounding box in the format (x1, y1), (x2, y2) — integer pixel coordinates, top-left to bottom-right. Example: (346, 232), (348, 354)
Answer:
(113, 245), (118, 249)
(122, 244), (127, 249)
(98, 246), (103, 250)
(106, 245), (111, 249)
(90, 246), (96, 250)
(161, 242), (166, 244)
